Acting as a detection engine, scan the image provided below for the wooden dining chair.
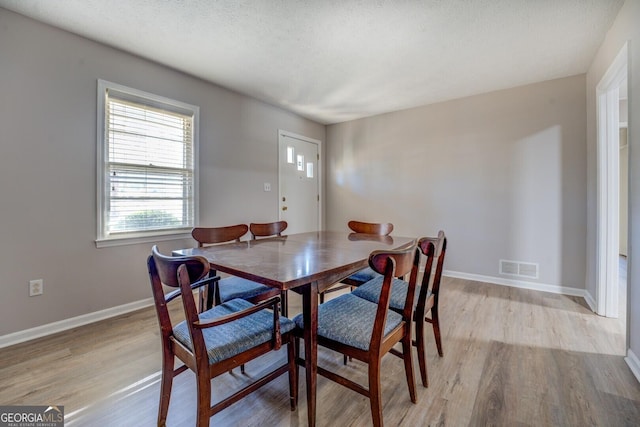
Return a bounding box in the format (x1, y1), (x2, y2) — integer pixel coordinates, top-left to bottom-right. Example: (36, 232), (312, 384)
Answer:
(319, 220), (394, 303)
(293, 244), (420, 427)
(147, 246), (297, 427)
(191, 224), (285, 315)
(249, 220), (288, 239)
(352, 230), (447, 387)
(249, 221), (289, 316)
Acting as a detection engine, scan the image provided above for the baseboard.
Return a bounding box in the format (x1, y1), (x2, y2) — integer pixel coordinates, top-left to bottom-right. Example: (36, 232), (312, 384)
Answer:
(626, 349), (640, 384)
(443, 270), (588, 299)
(583, 289), (597, 312)
(0, 298), (154, 349)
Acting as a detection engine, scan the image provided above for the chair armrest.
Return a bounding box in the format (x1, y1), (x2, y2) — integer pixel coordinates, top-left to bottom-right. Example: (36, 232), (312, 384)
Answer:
(194, 296), (280, 328)
(194, 295), (283, 349)
(165, 275), (220, 304)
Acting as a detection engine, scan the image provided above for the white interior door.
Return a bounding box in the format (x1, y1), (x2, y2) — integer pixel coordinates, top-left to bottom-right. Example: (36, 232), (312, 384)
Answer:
(278, 131), (320, 234)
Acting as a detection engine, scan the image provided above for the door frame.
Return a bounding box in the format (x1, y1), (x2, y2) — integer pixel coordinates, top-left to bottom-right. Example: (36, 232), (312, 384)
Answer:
(277, 130), (323, 232)
(596, 42), (628, 318)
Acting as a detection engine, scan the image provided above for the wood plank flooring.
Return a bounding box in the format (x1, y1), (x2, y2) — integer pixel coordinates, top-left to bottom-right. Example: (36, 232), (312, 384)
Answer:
(1, 277), (639, 426)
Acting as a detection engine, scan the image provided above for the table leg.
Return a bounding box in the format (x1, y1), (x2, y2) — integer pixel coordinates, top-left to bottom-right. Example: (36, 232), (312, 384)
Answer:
(302, 282), (319, 427)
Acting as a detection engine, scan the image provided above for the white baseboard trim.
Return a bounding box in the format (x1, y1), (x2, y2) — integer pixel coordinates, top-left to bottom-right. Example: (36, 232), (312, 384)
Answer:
(443, 270), (588, 299)
(0, 298), (154, 349)
(626, 349), (640, 384)
(583, 289), (597, 312)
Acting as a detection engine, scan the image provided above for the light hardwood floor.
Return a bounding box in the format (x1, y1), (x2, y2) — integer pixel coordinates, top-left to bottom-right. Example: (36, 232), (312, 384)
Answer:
(1, 277), (639, 426)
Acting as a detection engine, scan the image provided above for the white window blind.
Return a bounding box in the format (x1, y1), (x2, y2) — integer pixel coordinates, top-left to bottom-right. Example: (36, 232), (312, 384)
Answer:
(97, 80), (198, 246)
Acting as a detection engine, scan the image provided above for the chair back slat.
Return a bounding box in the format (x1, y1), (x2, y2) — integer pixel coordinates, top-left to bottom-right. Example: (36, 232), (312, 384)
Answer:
(414, 239), (436, 316)
(348, 220), (394, 236)
(250, 221), (288, 239)
(419, 231), (446, 294)
(432, 231), (447, 295)
(192, 224), (249, 247)
(368, 246), (415, 278)
(151, 246), (209, 288)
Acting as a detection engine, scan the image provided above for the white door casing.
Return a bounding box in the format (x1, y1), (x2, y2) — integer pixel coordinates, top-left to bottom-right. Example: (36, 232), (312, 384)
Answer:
(596, 42), (628, 318)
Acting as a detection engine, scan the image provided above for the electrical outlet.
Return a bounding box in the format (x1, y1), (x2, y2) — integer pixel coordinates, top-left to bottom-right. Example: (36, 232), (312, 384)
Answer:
(29, 279), (43, 296)
(264, 182), (271, 192)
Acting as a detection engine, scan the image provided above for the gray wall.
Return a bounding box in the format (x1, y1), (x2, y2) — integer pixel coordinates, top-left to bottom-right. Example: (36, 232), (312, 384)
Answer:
(586, 0), (639, 363)
(0, 9), (324, 336)
(326, 75), (587, 290)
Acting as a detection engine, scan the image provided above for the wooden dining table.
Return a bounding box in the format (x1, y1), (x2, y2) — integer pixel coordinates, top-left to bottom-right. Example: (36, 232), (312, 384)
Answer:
(173, 230), (415, 426)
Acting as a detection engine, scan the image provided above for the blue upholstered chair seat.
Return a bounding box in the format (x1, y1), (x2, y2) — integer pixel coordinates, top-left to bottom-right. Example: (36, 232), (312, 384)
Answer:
(218, 276), (275, 302)
(346, 266), (380, 284)
(352, 275), (430, 312)
(292, 293), (403, 351)
(173, 298), (295, 365)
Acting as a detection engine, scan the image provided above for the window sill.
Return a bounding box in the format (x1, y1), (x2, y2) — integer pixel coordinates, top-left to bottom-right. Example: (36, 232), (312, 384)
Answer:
(95, 231), (193, 248)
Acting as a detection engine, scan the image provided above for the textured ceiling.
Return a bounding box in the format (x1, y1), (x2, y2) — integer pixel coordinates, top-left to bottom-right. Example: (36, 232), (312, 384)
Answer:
(0, 0), (625, 124)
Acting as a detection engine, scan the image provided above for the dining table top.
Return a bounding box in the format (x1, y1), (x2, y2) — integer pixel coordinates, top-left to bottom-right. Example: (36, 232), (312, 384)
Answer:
(172, 230), (416, 292)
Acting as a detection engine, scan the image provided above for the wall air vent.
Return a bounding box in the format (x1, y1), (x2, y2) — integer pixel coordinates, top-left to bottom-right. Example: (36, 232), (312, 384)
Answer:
(499, 259), (539, 279)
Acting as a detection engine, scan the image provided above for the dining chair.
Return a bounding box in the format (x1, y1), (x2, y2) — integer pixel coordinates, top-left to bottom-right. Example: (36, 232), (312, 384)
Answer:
(293, 244), (420, 427)
(147, 246), (297, 427)
(249, 221), (289, 316)
(319, 220), (394, 303)
(249, 220), (288, 239)
(191, 225), (285, 315)
(352, 230), (447, 387)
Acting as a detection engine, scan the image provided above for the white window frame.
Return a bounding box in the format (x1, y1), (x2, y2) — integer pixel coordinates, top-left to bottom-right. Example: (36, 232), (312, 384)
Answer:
(96, 79), (199, 248)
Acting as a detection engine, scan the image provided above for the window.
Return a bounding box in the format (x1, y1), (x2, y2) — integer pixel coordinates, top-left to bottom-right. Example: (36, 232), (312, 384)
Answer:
(96, 80), (198, 247)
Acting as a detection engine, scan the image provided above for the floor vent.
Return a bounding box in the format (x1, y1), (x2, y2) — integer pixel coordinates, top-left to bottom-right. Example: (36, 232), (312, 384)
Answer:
(499, 260), (539, 279)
